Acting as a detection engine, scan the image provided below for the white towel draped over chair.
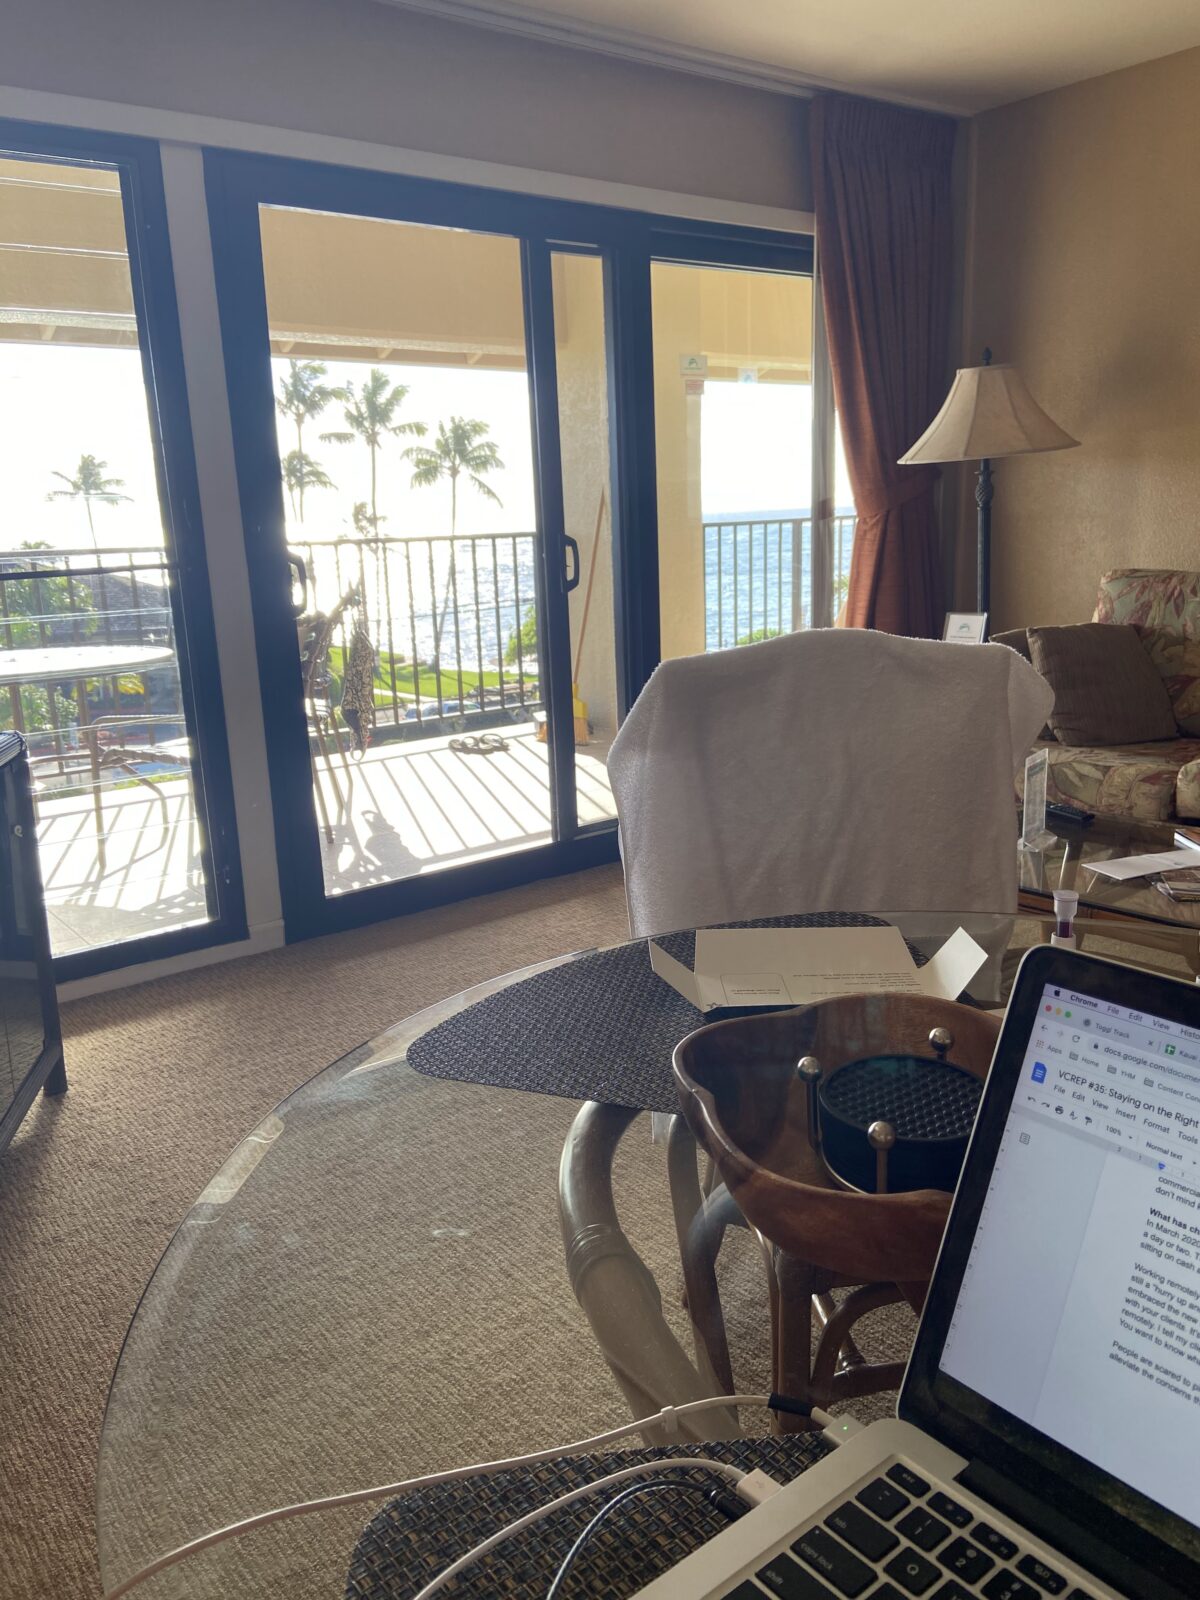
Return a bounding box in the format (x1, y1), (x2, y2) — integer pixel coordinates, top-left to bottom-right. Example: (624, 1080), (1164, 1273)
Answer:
(608, 628), (1053, 939)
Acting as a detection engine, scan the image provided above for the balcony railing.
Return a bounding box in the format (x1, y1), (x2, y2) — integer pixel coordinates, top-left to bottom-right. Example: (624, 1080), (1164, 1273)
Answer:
(1, 517), (859, 772)
(0, 546), (180, 775)
(702, 513), (857, 651)
(287, 531), (541, 738)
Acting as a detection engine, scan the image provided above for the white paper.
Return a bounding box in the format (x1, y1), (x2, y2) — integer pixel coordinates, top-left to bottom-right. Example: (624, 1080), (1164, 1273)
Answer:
(1084, 848), (1200, 882)
(647, 938), (704, 1008)
(650, 925), (988, 1012)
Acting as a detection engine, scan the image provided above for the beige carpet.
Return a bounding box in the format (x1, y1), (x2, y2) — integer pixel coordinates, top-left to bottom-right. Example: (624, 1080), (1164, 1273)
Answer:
(0, 865), (641, 1598)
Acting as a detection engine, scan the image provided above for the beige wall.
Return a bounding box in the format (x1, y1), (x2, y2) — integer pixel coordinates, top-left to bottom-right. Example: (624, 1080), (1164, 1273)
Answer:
(2, 0), (811, 212)
(963, 46), (1200, 630)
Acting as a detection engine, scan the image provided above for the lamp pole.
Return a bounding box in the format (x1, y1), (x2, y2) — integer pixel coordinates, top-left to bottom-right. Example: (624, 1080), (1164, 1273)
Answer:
(975, 456), (993, 616)
(974, 348), (994, 619)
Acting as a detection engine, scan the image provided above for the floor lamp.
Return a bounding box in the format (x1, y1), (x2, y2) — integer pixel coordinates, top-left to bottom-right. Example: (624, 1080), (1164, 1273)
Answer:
(898, 350), (1079, 620)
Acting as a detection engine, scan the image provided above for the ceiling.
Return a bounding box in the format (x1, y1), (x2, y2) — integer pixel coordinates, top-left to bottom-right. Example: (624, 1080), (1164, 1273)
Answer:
(380, 0), (1200, 113)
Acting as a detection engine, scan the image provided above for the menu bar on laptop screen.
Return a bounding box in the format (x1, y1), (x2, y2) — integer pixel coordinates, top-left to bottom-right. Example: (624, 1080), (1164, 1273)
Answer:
(940, 981), (1200, 1526)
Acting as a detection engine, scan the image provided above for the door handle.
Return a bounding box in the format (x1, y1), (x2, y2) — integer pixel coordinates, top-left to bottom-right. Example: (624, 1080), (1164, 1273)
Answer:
(287, 552), (309, 617)
(564, 535), (580, 593)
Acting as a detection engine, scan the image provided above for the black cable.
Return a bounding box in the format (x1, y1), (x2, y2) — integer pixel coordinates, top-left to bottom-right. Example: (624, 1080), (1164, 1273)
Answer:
(544, 1476), (727, 1600)
(767, 1391), (817, 1419)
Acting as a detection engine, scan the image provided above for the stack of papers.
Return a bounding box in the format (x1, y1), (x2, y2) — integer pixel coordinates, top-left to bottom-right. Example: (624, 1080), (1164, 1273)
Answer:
(649, 925), (988, 1013)
(1084, 848), (1200, 882)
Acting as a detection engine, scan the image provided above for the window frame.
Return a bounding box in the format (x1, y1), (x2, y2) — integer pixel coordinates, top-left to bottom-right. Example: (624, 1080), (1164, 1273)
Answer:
(0, 118), (248, 979)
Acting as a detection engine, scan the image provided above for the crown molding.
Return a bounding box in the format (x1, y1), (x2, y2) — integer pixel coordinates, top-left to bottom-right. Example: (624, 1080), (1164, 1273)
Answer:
(373, 0), (970, 113)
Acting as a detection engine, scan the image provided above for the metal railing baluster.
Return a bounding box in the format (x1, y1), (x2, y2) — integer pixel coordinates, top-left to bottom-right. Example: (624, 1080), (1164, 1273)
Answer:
(402, 539), (419, 725)
(470, 541), (484, 716)
(381, 538), (398, 727)
(449, 539), (464, 716)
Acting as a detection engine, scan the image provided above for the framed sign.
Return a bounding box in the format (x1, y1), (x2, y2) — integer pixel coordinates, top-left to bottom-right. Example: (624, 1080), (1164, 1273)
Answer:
(943, 611), (989, 644)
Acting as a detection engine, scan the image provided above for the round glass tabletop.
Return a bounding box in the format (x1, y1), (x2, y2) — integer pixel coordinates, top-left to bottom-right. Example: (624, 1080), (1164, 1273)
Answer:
(93, 911), (1065, 1599)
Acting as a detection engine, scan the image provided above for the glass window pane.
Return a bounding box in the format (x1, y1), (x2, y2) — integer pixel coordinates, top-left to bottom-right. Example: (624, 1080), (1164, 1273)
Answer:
(0, 156), (214, 956)
(650, 262), (814, 657)
(832, 409), (857, 622)
(258, 206), (555, 895)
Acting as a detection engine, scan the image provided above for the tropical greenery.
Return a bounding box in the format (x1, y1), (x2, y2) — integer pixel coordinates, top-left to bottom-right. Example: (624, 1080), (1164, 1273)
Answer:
(735, 626), (782, 646)
(275, 360), (345, 521)
(321, 369), (426, 640)
(322, 368), (426, 533)
(282, 451), (335, 520)
(325, 644), (530, 710)
(0, 543), (95, 734)
(404, 416), (504, 536)
(351, 501), (384, 538)
(405, 416), (505, 656)
(46, 455), (131, 551)
(504, 604), (538, 667)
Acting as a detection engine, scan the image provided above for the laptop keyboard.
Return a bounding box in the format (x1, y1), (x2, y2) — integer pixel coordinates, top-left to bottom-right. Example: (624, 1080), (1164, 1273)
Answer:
(726, 1462), (1100, 1600)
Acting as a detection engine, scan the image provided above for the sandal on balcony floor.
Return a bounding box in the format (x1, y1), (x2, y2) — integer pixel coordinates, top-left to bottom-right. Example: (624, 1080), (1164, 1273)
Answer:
(449, 733), (510, 754)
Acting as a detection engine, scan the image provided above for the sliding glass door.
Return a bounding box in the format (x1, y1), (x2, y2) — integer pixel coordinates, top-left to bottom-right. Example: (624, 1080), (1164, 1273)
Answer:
(257, 206), (566, 897)
(651, 258), (855, 658)
(209, 156), (631, 938)
(0, 125), (243, 976)
(208, 153), (823, 940)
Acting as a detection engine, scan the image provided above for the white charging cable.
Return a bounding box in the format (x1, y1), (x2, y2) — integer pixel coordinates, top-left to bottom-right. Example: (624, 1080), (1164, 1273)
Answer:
(103, 1391), (813, 1600)
(407, 1408), (857, 1600)
(408, 1456), (748, 1600)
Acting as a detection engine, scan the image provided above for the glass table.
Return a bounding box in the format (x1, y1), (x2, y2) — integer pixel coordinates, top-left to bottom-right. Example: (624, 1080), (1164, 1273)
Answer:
(1021, 812), (1200, 974)
(95, 910), (1166, 1600)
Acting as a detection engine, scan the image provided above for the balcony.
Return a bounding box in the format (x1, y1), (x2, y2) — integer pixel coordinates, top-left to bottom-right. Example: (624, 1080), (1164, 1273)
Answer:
(704, 511), (857, 647)
(2, 515), (853, 956)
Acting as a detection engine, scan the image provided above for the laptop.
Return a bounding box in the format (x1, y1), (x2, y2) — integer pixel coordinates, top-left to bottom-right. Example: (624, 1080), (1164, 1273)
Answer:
(634, 945), (1200, 1600)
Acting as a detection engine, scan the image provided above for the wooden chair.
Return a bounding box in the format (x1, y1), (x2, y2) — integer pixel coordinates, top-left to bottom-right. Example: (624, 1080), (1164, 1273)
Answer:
(28, 715), (191, 872)
(670, 994), (1001, 1424)
(296, 584), (360, 843)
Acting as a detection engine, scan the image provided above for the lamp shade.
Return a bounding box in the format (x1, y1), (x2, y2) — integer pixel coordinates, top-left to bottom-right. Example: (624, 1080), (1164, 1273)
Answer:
(898, 363), (1079, 465)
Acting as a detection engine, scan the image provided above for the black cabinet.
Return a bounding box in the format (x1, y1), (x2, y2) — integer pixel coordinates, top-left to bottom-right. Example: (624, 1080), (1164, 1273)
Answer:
(0, 733), (65, 1154)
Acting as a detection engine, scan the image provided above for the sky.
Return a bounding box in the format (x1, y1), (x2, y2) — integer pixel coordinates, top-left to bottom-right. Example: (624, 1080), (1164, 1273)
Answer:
(0, 344), (166, 550)
(0, 344), (853, 553)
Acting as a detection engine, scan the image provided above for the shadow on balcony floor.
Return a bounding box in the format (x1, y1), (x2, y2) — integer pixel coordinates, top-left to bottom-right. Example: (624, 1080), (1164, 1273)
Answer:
(33, 721), (615, 956)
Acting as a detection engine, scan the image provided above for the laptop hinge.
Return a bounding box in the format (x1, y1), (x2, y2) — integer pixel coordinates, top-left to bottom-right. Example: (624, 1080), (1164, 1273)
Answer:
(958, 1459), (1188, 1600)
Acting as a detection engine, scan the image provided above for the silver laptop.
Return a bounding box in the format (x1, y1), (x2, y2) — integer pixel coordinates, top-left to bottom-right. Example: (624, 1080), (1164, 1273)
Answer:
(635, 945), (1200, 1600)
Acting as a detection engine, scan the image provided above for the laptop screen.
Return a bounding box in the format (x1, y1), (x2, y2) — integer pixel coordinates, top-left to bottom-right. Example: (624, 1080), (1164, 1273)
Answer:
(938, 978), (1200, 1525)
(901, 947), (1200, 1595)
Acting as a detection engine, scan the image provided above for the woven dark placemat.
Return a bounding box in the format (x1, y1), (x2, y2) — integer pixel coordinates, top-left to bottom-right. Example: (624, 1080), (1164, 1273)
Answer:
(347, 1434), (829, 1600)
(407, 914), (899, 1113)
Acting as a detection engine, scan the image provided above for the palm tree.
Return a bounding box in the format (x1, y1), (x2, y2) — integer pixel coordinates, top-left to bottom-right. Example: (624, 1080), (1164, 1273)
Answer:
(323, 370), (425, 643)
(46, 455), (131, 552)
(404, 416), (504, 536)
(321, 368), (425, 532)
(405, 418), (505, 661)
(281, 451), (335, 521)
(275, 360), (346, 520)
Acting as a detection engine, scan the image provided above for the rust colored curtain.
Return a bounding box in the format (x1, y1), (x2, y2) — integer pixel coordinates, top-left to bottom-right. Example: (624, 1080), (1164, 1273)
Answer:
(811, 94), (956, 637)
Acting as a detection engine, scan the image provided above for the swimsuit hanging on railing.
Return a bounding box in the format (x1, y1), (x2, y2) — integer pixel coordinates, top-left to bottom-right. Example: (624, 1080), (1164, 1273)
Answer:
(340, 622), (376, 756)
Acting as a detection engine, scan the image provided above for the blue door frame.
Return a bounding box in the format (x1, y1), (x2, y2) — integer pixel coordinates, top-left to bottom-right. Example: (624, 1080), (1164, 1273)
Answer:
(204, 147), (814, 942)
(0, 119), (247, 981)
